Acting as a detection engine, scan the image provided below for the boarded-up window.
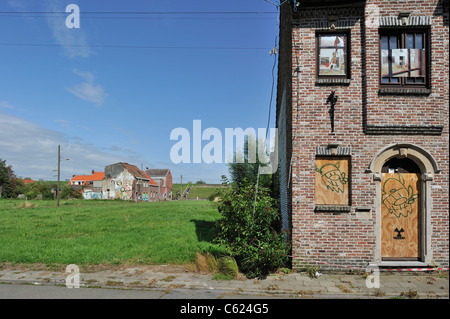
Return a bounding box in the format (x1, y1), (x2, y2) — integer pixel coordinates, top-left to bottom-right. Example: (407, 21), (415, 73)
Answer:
(315, 157), (350, 206)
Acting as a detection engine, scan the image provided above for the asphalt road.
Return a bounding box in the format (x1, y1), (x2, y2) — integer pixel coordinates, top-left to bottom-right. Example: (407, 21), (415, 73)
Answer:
(0, 284), (235, 299)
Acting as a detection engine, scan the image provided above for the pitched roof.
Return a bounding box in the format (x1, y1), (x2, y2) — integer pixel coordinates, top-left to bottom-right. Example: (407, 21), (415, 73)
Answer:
(119, 163), (158, 186)
(71, 171), (105, 182)
(145, 169), (170, 177)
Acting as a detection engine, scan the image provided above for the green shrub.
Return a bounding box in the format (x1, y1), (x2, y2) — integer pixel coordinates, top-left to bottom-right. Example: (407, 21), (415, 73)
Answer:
(218, 256), (238, 279)
(214, 185), (290, 279)
(60, 185), (82, 199)
(23, 182), (54, 200)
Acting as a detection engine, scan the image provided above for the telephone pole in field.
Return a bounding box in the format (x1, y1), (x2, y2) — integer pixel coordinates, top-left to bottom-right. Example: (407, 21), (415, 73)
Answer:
(56, 145), (69, 208)
(57, 145), (60, 207)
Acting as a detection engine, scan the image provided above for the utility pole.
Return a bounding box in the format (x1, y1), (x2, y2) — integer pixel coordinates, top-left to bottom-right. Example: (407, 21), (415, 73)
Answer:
(57, 144), (60, 208)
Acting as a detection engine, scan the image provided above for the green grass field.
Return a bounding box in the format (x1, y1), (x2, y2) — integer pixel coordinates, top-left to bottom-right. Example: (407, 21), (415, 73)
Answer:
(0, 199), (223, 266)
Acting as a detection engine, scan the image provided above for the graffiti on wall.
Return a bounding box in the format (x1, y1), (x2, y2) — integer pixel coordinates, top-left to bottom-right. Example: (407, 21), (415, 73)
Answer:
(83, 191), (103, 200)
(114, 180), (132, 200)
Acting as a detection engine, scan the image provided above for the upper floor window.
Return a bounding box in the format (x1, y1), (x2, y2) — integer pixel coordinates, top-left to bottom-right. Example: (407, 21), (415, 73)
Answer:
(380, 29), (429, 88)
(316, 32), (350, 79)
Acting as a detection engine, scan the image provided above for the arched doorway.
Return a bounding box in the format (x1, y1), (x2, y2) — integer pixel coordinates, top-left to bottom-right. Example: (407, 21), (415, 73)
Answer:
(368, 144), (439, 264)
(381, 158), (421, 260)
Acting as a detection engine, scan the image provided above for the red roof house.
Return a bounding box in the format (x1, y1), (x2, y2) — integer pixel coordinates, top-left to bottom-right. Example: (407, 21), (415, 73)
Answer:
(102, 163), (159, 202)
(70, 170), (105, 187)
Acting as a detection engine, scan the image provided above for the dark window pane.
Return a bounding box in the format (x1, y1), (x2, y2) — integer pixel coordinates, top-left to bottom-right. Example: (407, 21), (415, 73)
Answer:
(391, 77), (399, 83)
(415, 77), (424, 83)
(382, 77), (390, 83)
(407, 78), (415, 83)
(406, 34), (414, 49)
(416, 34), (423, 49)
(390, 36), (398, 49)
(381, 36), (389, 50)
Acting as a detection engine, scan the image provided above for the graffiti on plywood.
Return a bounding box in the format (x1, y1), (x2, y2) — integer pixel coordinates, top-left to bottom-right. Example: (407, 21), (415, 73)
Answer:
(382, 174), (419, 218)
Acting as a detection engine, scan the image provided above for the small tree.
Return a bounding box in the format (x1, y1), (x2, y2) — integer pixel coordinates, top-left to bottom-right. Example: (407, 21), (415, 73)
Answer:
(227, 135), (272, 190)
(60, 185), (82, 199)
(0, 159), (19, 198)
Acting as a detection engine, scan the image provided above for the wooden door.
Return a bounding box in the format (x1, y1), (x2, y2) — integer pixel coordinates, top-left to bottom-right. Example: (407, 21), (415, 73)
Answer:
(381, 173), (420, 260)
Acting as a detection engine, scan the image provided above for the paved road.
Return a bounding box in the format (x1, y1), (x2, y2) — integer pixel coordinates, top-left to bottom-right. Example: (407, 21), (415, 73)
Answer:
(1, 263), (448, 300)
(0, 283), (296, 299)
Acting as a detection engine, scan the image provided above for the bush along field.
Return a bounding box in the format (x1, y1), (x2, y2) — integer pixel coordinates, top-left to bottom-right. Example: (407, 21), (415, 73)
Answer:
(214, 185), (291, 279)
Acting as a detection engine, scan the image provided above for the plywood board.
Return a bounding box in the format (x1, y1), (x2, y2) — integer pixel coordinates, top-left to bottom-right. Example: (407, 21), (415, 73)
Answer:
(315, 158), (349, 205)
(381, 173), (420, 259)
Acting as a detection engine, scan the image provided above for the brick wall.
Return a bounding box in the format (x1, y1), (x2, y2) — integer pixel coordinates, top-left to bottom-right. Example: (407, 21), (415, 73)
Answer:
(277, 0), (449, 271)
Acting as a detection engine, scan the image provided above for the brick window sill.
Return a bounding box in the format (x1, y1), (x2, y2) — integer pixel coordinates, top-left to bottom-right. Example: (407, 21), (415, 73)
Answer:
(315, 78), (351, 86)
(378, 87), (431, 95)
(314, 205), (351, 213)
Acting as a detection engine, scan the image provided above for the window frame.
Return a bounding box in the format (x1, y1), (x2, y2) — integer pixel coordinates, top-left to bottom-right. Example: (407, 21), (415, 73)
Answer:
(378, 28), (430, 89)
(316, 31), (351, 80)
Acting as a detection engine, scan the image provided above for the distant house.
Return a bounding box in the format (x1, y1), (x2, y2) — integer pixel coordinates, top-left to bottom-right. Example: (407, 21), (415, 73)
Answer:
(21, 179), (35, 184)
(70, 170), (105, 199)
(102, 162), (159, 202)
(145, 169), (173, 199)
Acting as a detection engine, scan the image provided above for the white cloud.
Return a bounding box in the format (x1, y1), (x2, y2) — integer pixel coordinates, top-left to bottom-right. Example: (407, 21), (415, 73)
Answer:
(0, 101), (16, 110)
(0, 112), (148, 181)
(66, 82), (107, 105)
(66, 69), (107, 106)
(45, 0), (91, 58)
(8, 0), (26, 10)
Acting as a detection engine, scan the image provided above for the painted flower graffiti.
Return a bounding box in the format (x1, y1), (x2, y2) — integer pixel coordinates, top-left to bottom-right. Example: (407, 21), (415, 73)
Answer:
(381, 174), (419, 218)
(315, 161), (348, 193)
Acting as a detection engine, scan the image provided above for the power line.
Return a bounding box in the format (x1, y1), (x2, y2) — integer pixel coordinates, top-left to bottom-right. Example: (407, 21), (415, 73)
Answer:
(252, 2), (282, 216)
(0, 42), (270, 51)
(0, 11), (277, 15)
(0, 15), (274, 20)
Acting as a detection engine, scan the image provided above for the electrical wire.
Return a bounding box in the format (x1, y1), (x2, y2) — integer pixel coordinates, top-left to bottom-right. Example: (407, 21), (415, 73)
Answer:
(0, 15), (274, 20)
(0, 42), (270, 51)
(252, 4), (281, 216)
(0, 11), (277, 15)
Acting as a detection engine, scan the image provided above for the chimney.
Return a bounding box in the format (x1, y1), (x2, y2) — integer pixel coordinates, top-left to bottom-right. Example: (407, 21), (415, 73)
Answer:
(92, 170), (95, 174)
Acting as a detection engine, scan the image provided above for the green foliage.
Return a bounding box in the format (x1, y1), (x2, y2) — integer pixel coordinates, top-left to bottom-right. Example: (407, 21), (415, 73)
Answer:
(21, 182), (55, 200)
(214, 185), (290, 279)
(60, 185), (82, 199)
(218, 256), (238, 279)
(227, 135), (272, 189)
(0, 159), (18, 199)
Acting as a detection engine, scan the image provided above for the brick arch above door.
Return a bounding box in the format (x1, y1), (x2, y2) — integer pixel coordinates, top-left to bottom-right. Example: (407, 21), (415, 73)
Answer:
(367, 143), (440, 181)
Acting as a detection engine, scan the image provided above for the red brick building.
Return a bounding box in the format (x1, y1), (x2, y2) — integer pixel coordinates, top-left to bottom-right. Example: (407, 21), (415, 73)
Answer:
(145, 169), (173, 199)
(276, 0), (448, 270)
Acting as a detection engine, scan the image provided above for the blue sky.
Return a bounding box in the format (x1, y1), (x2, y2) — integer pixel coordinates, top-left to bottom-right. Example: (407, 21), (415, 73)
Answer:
(0, 0), (279, 183)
